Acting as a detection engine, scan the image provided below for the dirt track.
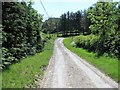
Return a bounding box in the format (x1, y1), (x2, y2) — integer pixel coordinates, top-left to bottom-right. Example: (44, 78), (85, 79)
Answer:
(39, 38), (118, 88)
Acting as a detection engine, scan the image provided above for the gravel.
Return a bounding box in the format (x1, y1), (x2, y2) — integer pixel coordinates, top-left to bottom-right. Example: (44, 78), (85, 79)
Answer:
(38, 38), (118, 88)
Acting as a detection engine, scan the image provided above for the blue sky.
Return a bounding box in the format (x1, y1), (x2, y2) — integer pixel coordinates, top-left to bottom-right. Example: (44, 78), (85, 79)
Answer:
(32, 0), (119, 21)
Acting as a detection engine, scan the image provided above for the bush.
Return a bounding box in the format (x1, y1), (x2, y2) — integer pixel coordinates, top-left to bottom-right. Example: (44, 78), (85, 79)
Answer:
(73, 34), (119, 58)
(73, 34), (99, 52)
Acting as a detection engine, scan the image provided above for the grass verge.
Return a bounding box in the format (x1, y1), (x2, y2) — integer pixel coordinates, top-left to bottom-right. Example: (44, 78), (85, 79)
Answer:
(63, 37), (119, 82)
(2, 34), (57, 88)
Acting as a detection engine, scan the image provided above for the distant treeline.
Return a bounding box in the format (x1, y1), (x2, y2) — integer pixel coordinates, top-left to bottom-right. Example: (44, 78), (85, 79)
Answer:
(58, 10), (91, 36)
(1, 2), (43, 69)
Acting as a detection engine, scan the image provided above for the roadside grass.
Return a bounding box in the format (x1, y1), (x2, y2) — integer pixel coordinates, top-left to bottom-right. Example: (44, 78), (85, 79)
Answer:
(0, 72), (2, 90)
(63, 37), (119, 82)
(2, 34), (57, 88)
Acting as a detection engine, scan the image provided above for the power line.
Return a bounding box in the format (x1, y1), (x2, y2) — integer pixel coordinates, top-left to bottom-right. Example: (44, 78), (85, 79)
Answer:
(39, 0), (50, 18)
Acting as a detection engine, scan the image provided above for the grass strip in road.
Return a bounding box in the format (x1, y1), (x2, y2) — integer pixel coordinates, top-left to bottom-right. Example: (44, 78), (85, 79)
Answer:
(63, 37), (119, 82)
(2, 35), (57, 88)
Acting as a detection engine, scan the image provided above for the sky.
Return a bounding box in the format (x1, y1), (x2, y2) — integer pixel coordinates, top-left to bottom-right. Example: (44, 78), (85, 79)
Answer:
(32, 0), (119, 21)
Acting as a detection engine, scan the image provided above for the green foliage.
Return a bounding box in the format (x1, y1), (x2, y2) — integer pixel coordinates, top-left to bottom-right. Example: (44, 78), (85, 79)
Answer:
(88, 2), (118, 35)
(59, 11), (87, 36)
(42, 18), (60, 34)
(2, 2), (43, 69)
(61, 2), (119, 58)
(73, 35), (99, 52)
(58, 10), (92, 36)
(58, 1), (120, 58)
(81, 10), (91, 35)
(87, 2), (120, 57)
(2, 35), (57, 88)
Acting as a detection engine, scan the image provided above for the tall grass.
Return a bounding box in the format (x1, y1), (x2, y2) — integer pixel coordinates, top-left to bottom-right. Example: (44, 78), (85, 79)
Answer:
(63, 37), (119, 82)
(2, 34), (57, 88)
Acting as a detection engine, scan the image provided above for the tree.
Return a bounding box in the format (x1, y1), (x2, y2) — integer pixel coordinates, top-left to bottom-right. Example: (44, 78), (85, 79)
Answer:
(42, 18), (60, 34)
(88, 2), (118, 55)
(75, 11), (82, 33)
(81, 10), (91, 35)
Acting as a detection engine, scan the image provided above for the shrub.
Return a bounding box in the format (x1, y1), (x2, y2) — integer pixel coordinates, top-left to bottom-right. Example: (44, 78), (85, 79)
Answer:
(73, 34), (99, 52)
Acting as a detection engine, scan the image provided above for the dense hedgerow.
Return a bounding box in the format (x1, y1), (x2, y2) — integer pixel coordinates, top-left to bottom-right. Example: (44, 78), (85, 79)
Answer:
(73, 33), (120, 58)
(1, 2), (43, 69)
(73, 35), (99, 52)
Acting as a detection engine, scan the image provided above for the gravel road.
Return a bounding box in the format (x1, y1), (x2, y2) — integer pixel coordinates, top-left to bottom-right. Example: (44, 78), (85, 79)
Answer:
(39, 38), (118, 88)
